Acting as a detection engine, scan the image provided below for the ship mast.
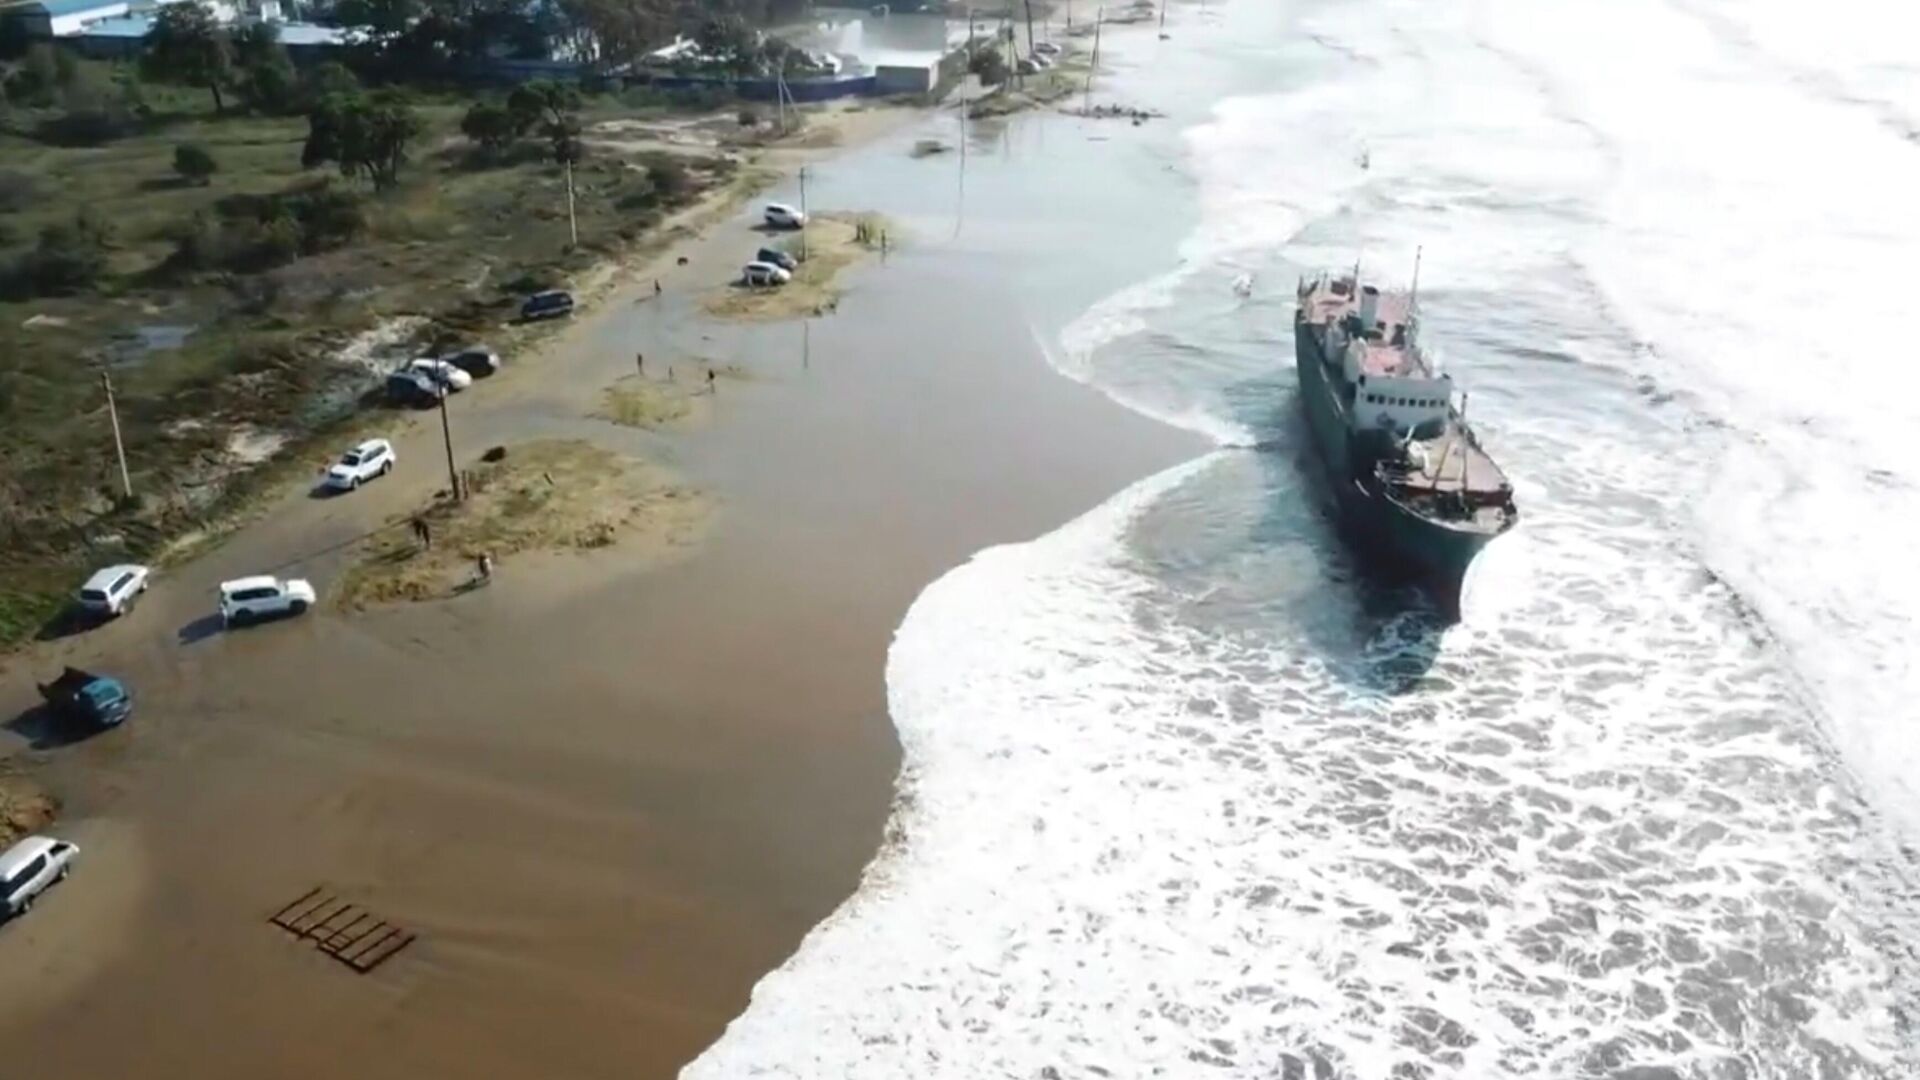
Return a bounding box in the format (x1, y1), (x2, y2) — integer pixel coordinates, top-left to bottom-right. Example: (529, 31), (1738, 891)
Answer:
(1409, 245), (1423, 313)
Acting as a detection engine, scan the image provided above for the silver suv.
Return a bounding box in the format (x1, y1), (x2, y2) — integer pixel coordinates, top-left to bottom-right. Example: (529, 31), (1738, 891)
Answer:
(1, 836), (78, 920)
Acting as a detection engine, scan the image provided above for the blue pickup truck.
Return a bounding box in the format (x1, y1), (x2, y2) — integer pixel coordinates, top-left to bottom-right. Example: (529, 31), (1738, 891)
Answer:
(36, 667), (133, 730)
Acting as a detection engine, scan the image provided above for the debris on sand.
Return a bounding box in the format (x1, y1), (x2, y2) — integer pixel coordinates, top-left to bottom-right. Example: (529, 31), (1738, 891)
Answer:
(335, 440), (709, 608)
(910, 139), (953, 158)
(1063, 103), (1165, 123)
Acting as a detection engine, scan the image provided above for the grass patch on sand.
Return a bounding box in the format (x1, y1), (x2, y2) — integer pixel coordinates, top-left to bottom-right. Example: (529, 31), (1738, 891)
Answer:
(701, 212), (890, 323)
(334, 439), (708, 608)
(596, 376), (705, 429)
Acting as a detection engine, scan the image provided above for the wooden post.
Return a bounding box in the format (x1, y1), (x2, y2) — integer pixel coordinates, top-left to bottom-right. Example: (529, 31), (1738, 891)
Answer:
(101, 370), (131, 499)
(564, 158), (578, 248)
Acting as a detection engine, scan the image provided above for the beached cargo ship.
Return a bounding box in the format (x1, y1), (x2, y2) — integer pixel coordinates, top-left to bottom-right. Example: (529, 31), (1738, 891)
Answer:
(1292, 271), (1517, 614)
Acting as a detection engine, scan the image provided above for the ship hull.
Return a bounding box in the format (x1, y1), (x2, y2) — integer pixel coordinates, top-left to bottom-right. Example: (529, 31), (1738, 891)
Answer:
(1293, 315), (1495, 617)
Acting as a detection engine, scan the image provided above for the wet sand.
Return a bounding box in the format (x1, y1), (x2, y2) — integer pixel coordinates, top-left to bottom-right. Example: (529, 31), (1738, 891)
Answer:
(0, 104), (1204, 1077)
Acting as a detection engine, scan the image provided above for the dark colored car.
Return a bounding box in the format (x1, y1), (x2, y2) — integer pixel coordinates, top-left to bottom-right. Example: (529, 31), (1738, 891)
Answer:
(385, 369), (442, 408)
(37, 667), (133, 729)
(755, 247), (799, 272)
(446, 347), (501, 378)
(520, 290), (575, 322)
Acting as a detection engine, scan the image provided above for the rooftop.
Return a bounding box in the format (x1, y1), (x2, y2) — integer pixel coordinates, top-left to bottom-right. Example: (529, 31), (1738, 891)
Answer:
(4, 0), (130, 18)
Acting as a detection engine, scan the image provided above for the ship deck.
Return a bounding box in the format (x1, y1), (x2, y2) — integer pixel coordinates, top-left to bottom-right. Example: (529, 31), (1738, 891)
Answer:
(1300, 279), (1425, 378)
(1400, 430), (1510, 496)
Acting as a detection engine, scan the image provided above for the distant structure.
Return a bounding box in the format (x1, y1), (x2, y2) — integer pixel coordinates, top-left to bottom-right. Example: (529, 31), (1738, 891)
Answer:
(0, 0), (345, 59)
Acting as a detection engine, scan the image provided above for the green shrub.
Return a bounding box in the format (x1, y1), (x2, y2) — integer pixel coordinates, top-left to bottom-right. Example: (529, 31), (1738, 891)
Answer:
(174, 142), (217, 184)
(9, 212), (113, 295)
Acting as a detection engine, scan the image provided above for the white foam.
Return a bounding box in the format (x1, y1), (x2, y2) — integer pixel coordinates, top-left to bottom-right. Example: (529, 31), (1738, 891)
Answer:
(1474, 0), (1920, 839)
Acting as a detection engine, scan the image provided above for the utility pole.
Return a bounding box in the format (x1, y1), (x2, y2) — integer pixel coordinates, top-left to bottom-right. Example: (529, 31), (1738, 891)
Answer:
(100, 370), (131, 500)
(1159, 0), (1167, 33)
(1087, 8), (1102, 94)
(564, 157), (578, 248)
(1024, 0), (1037, 59)
(437, 385), (461, 501)
(798, 166), (809, 261)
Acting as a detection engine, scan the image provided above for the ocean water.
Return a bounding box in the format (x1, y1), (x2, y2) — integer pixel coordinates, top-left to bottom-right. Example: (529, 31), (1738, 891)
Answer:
(685, 1), (1920, 1077)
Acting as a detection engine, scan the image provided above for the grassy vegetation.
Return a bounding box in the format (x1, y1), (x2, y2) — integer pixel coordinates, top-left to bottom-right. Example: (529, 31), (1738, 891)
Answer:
(0, 60), (744, 647)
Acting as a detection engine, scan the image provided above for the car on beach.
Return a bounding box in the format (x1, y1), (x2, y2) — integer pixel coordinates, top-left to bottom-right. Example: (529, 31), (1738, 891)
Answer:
(37, 667), (133, 730)
(755, 247), (799, 272)
(520, 290), (575, 322)
(742, 261), (793, 287)
(445, 346), (501, 378)
(324, 438), (395, 491)
(764, 203), (806, 229)
(218, 575), (316, 626)
(386, 369), (443, 408)
(75, 563), (150, 618)
(406, 358), (473, 392)
(1, 836), (78, 920)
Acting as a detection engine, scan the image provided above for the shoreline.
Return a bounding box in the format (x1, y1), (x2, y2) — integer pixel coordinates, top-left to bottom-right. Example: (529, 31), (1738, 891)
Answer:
(0, 76), (1205, 1080)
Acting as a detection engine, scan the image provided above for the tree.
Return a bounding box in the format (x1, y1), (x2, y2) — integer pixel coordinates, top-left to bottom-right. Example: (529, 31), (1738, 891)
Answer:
(506, 80), (580, 133)
(18, 212), (112, 295)
(300, 61), (360, 105)
(303, 90), (423, 192)
(232, 21), (298, 113)
(174, 142), (217, 185)
(459, 100), (520, 155)
(143, 1), (233, 114)
(4, 44), (61, 107)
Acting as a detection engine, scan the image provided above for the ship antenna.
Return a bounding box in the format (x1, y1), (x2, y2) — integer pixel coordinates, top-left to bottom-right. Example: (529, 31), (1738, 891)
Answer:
(1410, 245), (1423, 313)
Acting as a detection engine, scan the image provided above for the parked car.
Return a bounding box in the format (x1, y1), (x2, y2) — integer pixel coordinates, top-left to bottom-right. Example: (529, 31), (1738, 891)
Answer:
(324, 438), (395, 491)
(386, 369), (443, 408)
(520, 290), (575, 321)
(406, 358), (472, 392)
(1034, 41), (1062, 57)
(445, 346), (501, 378)
(75, 563), (150, 618)
(742, 261), (793, 287)
(219, 575), (316, 626)
(1017, 57), (1041, 76)
(755, 247), (799, 272)
(1, 836), (77, 920)
(764, 203), (807, 229)
(1028, 50), (1055, 68)
(37, 667), (132, 730)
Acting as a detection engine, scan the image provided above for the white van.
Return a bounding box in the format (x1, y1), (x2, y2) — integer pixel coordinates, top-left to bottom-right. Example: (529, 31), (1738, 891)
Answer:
(0, 836), (78, 919)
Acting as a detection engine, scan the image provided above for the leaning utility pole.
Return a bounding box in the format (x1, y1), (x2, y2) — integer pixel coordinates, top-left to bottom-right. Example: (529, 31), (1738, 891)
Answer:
(437, 385), (461, 501)
(100, 370), (131, 499)
(1024, 0), (1037, 59)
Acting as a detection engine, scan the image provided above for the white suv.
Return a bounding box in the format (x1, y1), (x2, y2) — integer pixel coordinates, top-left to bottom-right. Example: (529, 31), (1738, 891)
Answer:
(325, 438), (395, 491)
(1, 836), (78, 920)
(76, 563), (150, 617)
(764, 203), (807, 229)
(219, 575), (317, 626)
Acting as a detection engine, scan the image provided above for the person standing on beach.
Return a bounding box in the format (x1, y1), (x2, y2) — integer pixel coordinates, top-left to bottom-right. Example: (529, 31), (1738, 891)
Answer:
(707, 367), (716, 394)
(654, 279), (663, 297)
(411, 515), (431, 550)
(636, 352), (644, 377)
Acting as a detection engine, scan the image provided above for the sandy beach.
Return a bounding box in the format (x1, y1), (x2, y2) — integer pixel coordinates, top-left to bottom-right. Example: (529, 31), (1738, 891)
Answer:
(0, 90), (1202, 1078)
